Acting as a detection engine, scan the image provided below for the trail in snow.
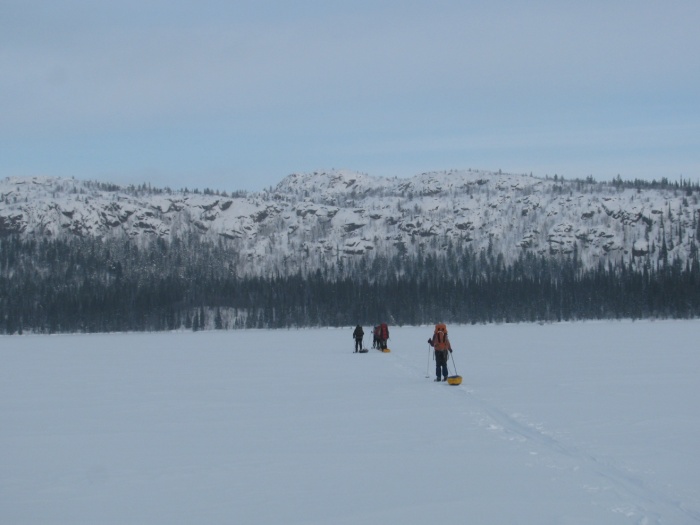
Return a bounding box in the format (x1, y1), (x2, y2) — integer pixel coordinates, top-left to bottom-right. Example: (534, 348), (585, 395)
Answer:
(388, 322), (700, 525)
(446, 380), (698, 524)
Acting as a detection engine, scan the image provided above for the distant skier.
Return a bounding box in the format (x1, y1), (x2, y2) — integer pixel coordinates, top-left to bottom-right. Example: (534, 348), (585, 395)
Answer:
(353, 325), (364, 353)
(428, 323), (452, 381)
(378, 322), (389, 350)
(372, 325), (380, 349)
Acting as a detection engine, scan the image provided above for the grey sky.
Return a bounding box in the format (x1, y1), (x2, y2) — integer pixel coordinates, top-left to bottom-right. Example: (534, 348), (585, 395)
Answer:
(2, 0), (699, 191)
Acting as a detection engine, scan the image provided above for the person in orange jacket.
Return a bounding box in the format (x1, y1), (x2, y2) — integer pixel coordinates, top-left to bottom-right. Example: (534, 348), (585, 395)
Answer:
(428, 323), (452, 381)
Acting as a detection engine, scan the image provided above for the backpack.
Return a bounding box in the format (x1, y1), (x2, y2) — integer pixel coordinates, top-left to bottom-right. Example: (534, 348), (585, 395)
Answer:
(380, 323), (389, 340)
(433, 323), (448, 345)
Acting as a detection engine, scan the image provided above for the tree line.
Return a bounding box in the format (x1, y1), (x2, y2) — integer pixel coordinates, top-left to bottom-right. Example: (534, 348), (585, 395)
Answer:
(1, 235), (699, 334)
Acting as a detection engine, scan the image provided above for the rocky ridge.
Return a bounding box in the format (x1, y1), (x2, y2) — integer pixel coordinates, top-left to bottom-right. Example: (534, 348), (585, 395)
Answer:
(1, 170), (697, 276)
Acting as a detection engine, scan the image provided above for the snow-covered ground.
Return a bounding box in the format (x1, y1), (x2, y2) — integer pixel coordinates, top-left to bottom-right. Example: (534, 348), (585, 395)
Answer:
(2, 321), (699, 524)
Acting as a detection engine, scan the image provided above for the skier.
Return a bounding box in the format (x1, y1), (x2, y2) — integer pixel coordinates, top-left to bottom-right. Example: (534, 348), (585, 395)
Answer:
(378, 322), (389, 350)
(428, 323), (452, 381)
(372, 325), (380, 349)
(353, 325), (364, 353)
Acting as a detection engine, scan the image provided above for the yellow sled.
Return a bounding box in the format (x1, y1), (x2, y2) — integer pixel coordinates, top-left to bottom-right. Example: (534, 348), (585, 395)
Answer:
(447, 375), (462, 385)
(382, 347), (391, 353)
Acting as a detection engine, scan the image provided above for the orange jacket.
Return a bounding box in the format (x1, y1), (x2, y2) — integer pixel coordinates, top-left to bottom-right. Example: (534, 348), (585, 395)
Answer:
(430, 326), (451, 351)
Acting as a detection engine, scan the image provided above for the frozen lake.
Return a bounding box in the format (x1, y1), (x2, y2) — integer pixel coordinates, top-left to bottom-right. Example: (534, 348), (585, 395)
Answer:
(2, 320), (699, 524)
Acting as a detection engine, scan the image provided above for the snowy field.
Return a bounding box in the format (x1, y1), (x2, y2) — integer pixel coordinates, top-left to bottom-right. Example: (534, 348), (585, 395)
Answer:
(2, 321), (699, 524)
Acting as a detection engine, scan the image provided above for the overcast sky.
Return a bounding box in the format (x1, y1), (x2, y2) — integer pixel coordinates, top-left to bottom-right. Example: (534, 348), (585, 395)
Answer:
(2, 0), (699, 192)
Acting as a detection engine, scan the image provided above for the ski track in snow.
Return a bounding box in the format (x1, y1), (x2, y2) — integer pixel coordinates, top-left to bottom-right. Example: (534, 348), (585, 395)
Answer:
(390, 344), (700, 525)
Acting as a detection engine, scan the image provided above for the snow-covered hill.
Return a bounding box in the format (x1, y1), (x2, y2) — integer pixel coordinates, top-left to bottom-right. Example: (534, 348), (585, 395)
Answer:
(1, 170), (698, 275)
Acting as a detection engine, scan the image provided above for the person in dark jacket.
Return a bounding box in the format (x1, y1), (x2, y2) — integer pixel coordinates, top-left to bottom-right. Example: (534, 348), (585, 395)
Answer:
(353, 325), (364, 353)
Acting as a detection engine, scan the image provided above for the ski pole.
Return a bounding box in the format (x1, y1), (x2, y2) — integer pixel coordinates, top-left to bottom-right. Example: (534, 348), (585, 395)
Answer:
(450, 350), (459, 376)
(426, 344), (432, 378)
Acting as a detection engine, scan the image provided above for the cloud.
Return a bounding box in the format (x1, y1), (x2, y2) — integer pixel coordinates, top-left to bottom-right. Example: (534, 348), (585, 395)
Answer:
(1, 0), (698, 189)
(3, 1), (697, 133)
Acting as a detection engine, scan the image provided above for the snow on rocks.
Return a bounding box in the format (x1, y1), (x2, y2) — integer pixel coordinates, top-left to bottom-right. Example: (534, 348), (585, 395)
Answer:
(1, 170), (698, 275)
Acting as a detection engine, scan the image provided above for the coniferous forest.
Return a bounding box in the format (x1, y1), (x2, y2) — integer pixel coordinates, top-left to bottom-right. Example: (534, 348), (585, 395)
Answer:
(2, 233), (699, 334)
